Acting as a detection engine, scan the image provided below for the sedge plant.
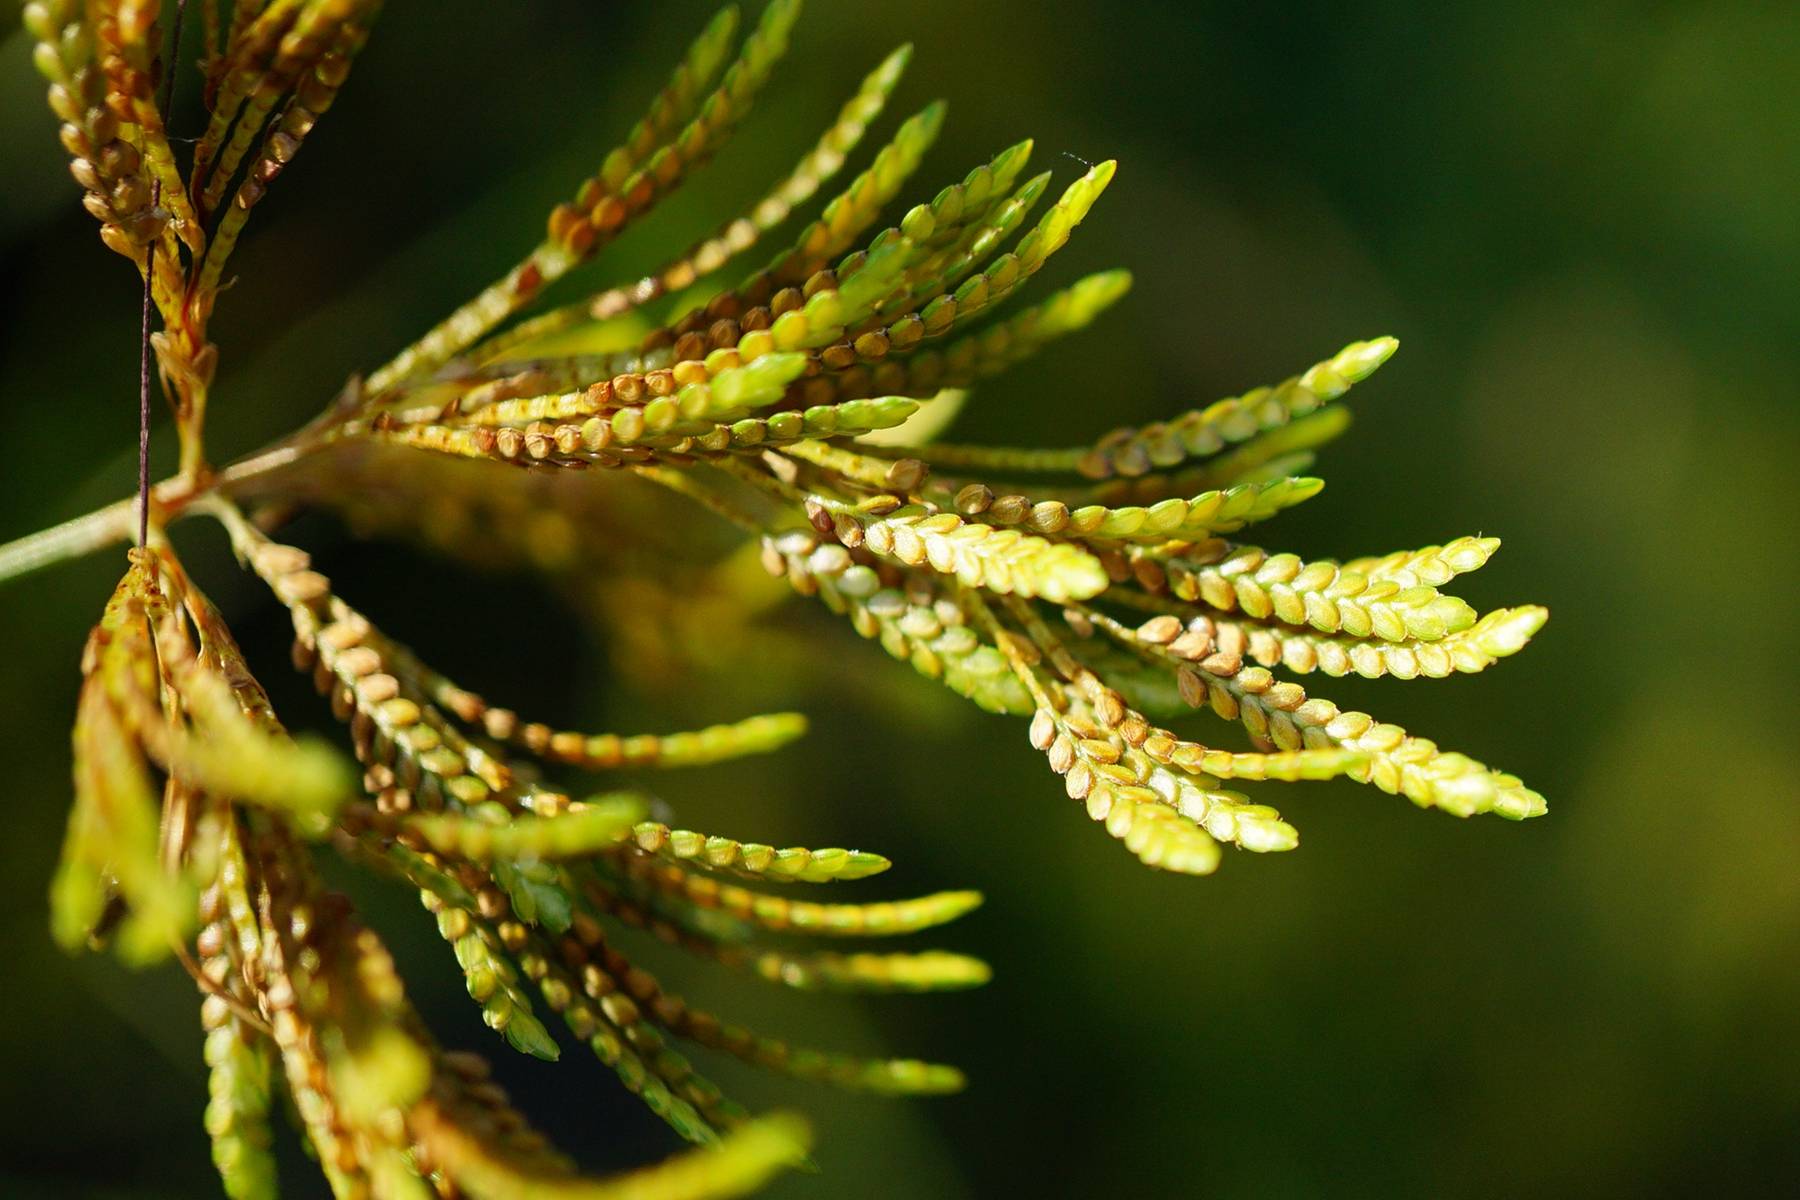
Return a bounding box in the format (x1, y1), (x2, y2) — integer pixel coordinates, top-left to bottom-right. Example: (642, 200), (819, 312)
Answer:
(1, 2), (1549, 1197)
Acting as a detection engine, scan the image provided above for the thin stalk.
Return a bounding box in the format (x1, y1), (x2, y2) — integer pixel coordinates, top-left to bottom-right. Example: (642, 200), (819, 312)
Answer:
(139, 241), (154, 549)
(0, 502), (138, 584)
(141, 1), (192, 545)
(0, 429), (318, 586)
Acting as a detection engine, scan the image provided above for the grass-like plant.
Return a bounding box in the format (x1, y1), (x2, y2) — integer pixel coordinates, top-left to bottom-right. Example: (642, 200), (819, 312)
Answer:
(2, 2), (1549, 1196)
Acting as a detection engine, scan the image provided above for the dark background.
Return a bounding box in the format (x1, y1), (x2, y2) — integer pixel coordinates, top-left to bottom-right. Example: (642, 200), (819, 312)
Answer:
(2, 1), (1796, 1196)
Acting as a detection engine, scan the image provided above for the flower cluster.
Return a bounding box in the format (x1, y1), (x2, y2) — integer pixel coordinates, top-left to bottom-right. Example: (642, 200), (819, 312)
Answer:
(7, 2), (1547, 1197)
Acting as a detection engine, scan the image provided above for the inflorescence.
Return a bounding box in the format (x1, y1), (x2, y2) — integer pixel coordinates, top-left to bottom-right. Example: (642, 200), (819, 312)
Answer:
(7, 2), (1548, 1197)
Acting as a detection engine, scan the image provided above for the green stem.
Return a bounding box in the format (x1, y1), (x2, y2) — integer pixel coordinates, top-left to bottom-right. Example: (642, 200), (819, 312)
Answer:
(0, 500), (137, 584)
(0, 431), (316, 587)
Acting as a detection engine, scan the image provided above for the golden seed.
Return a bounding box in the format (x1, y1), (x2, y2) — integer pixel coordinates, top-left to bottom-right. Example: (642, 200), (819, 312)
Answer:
(954, 483), (994, 514)
(1199, 651), (1243, 677)
(884, 458), (927, 492)
(1027, 501), (1069, 533)
(1136, 615), (1182, 644)
(1177, 666), (1206, 707)
(989, 494), (1030, 524)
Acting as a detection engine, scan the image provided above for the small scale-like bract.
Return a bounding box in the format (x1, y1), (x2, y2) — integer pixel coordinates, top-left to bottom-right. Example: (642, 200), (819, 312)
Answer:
(3, 2), (1549, 1197)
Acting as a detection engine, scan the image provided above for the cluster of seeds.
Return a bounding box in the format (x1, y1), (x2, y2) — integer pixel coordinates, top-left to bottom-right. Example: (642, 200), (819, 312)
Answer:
(1075, 337), (1398, 479)
(214, 498), (991, 1160)
(766, 528), (1030, 713)
(1090, 607), (1545, 819)
(1158, 542), (1481, 642)
(29, 5), (165, 257)
(22, 0), (1552, 1193)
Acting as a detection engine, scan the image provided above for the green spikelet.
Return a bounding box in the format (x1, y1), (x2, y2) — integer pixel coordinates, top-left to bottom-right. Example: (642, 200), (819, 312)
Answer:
(748, 949), (992, 992)
(435, 894), (565, 1062)
(851, 504), (1111, 602)
(575, 925), (967, 1095)
(502, 712), (809, 772)
(202, 1012), (279, 1200)
(868, 165), (1051, 324)
(1234, 604), (1549, 679)
(366, 0), (802, 393)
(937, 477), (1324, 543)
(531, 949), (731, 1146)
(489, 42), (919, 362)
(589, 7), (744, 197)
(52, 562), (193, 964)
(1163, 542), (1480, 642)
(414, 1104), (810, 1200)
(1344, 535), (1504, 585)
(1182, 656), (1546, 820)
(1168, 406), (1352, 492)
(1074, 765), (1225, 873)
(901, 161), (1117, 342)
(628, 821), (891, 883)
(608, 854), (985, 937)
(1077, 337), (1398, 479)
(525, 906), (764, 1141)
(922, 267), (1134, 385)
(402, 796), (647, 861)
(763, 98), (949, 286)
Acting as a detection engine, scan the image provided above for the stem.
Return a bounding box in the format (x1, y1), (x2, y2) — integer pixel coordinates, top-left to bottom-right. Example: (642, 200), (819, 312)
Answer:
(0, 429), (315, 587)
(141, 1), (193, 543)
(362, 242), (577, 399)
(177, 385), (211, 482)
(139, 240), (154, 549)
(166, 0), (209, 487)
(0, 501), (137, 584)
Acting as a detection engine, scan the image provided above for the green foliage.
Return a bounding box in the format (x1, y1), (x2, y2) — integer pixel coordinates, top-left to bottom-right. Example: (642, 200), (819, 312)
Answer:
(1, 1), (1549, 1197)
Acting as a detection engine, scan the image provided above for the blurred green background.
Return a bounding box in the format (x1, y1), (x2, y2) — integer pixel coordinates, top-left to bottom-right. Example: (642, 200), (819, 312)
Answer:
(2, 1), (1796, 1196)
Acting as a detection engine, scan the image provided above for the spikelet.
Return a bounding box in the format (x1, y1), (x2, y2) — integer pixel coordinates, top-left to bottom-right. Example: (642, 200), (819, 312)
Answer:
(24, 1), (172, 264)
(1233, 604), (1548, 680)
(877, 166), (1049, 314)
(52, 561), (190, 963)
(1159, 542), (1480, 642)
(412, 1101), (810, 1200)
(433, 895), (563, 1062)
(195, 815), (279, 1200)
(771, 266), (1130, 411)
(521, 929), (742, 1144)
(931, 476), (1325, 542)
(1344, 535), (1503, 586)
(1165, 407), (1350, 492)
(366, 0), (804, 393)
(860, 161), (1114, 341)
(848, 502), (1111, 603)
(538, 43), (918, 356)
(516, 925), (737, 1145)
(640, 99), (954, 357)
(609, 854), (985, 938)
(745, 949), (991, 992)
(400, 796), (647, 862)
(372, 392), (920, 468)
(967, 593), (1223, 873)
(1089, 607), (1544, 819)
(1077, 338), (1398, 479)
(562, 910), (965, 1096)
(629, 821), (890, 883)
(911, 267), (1134, 387)
(195, 2), (380, 294)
